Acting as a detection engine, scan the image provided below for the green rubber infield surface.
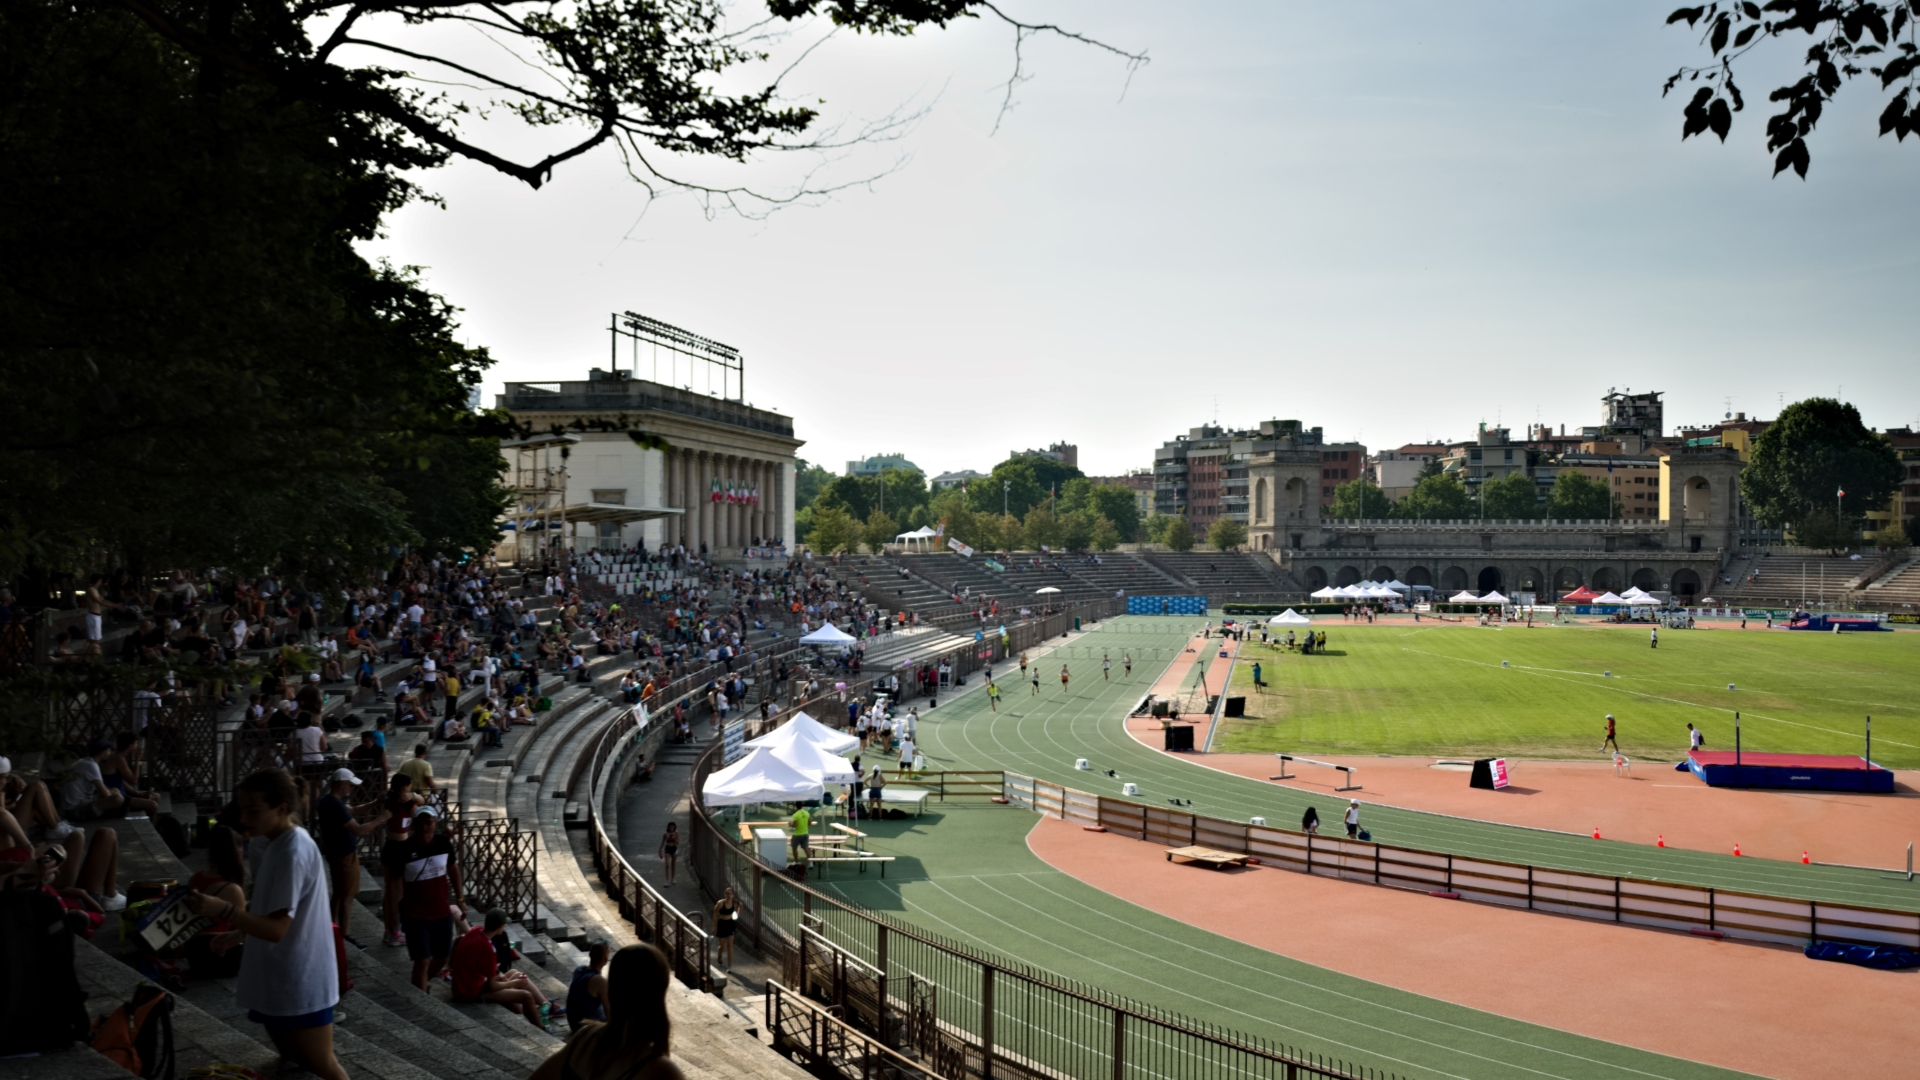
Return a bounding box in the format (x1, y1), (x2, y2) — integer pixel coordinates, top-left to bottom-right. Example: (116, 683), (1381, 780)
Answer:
(915, 616), (1920, 914)
(1218, 617), (1920, 766)
(801, 804), (1754, 1080)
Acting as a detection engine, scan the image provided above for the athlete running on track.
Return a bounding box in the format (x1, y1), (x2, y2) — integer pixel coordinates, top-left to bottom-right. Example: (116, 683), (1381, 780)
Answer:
(1123, 653), (1132, 677)
(1060, 665), (1070, 693)
(1102, 654), (1111, 681)
(1030, 667), (1040, 695)
(987, 681), (1001, 712)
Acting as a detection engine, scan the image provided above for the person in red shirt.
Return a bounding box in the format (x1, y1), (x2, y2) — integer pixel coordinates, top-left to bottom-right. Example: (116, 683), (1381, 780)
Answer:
(450, 908), (553, 1030)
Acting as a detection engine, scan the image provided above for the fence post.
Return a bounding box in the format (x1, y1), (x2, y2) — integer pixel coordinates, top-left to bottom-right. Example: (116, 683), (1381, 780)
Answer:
(1614, 878), (1621, 922)
(876, 923), (890, 1029)
(1527, 865), (1534, 910)
(752, 865), (764, 950)
(980, 965), (995, 1079)
(1110, 1008), (1125, 1080)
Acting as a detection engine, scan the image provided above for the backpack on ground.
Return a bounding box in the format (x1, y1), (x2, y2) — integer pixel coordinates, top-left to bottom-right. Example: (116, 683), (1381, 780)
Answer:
(152, 814), (192, 858)
(534, 695), (553, 712)
(0, 888), (92, 1055)
(92, 983), (175, 1080)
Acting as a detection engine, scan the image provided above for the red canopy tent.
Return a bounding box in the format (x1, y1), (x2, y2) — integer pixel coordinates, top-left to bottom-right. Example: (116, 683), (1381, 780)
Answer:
(1560, 586), (1599, 602)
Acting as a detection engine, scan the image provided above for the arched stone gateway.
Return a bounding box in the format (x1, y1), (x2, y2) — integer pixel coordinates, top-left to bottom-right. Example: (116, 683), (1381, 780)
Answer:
(1441, 566), (1469, 592)
(1477, 566), (1504, 594)
(1520, 567), (1545, 593)
(1406, 566), (1433, 587)
(1335, 565), (1361, 586)
(1305, 565), (1328, 590)
(1591, 566), (1618, 592)
(1370, 567), (1396, 583)
(1631, 567), (1659, 592)
(1554, 566), (1582, 591)
(1670, 568), (1702, 598)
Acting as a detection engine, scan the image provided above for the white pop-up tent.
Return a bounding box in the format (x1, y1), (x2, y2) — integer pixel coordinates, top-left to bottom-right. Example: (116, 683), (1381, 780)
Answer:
(1383, 580), (1411, 591)
(769, 738), (860, 784)
(701, 745), (826, 807)
(893, 525), (939, 552)
(1626, 594), (1661, 607)
(1590, 591), (1628, 605)
(745, 711), (861, 756)
(1620, 586), (1652, 600)
(1365, 585), (1400, 599)
(1479, 590), (1511, 605)
(799, 624), (857, 646)
(1267, 609), (1313, 626)
(1310, 586), (1343, 599)
(1448, 590), (1481, 603)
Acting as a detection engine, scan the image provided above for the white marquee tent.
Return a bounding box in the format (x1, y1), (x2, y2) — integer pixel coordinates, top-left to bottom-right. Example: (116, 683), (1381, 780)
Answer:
(893, 525), (939, 552)
(1267, 609), (1313, 626)
(1448, 590), (1481, 603)
(1478, 590), (1511, 605)
(700, 745), (825, 807)
(799, 624), (857, 646)
(1590, 591), (1628, 605)
(769, 738), (860, 784)
(1310, 586), (1344, 599)
(745, 711), (861, 756)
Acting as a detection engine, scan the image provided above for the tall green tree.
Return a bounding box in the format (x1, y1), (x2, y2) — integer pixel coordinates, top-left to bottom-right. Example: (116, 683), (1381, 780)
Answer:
(968, 460), (1048, 519)
(1207, 518), (1248, 552)
(1392, 473), (1474, 520)
(1143, 514), (1179, 545)
(1164, 518), (1195, 552)
(807, 505), (857, 554)
(1061, 479), (1142, 542)
(860, 507), (898, 553)
(1329, 478), (1393, 519)
(793, 458), (836, 508)
(1022, 504), (1064, 551)
(1741, 399), (1901, 533)
(1481, 472), (1542, 520)
(1544, 470), (1619, 520)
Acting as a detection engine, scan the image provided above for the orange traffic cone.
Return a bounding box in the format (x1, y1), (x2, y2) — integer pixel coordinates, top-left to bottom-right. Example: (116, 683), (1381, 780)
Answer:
(1656, 834), (1666, 848)
(1733, 843), (1742, 856)
(1802, 851), (1810, 865)
(1592, 826), (1601, 839)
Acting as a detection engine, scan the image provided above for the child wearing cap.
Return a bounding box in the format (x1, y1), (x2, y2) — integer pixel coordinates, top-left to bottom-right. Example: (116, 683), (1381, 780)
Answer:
(315, 767), (389, 938)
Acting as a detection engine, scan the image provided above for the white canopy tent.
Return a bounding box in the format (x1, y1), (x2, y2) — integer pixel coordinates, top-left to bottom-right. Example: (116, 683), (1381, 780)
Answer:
(1366, 585), (1400, 599)
(1478, 590), (1511, 605)
(1267, 609), (1313, 626)
(893, 525), (939, 552)
(1448, 590), (1481, 603)
(700, 745), (826, 807)
(1627, 595), (1661, 607)
(799, 624), (857, 646)
(1590, 591), (1628, 605)
(1620, 586), (1653, 600)
(1310, 586), (1343, 599)
(1383, 580), (1411, 591)
(745, 712), (861, 755)
(769, 738), (860, 784)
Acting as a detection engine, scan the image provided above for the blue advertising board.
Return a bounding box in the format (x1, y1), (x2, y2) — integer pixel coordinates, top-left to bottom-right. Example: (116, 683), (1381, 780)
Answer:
(1127, 595), (1208, 616)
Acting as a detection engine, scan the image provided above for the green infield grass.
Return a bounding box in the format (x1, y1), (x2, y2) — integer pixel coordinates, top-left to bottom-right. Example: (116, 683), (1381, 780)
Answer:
(1220, 619), (1920, 767)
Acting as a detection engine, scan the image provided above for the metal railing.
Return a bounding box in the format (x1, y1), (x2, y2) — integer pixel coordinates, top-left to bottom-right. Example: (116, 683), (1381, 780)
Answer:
(1015, 775), (1920, 952)
(583, 703), (714, 990)
(687, 680), (1402, 1080)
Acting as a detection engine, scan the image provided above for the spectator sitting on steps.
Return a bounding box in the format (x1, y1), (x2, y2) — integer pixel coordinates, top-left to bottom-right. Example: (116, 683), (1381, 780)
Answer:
(530, 944), (685, 1080)
(451, 908), (556, 1030)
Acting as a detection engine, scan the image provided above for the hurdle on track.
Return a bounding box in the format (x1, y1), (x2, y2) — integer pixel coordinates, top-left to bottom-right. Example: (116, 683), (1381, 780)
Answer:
(1271, 754), (1359, 791)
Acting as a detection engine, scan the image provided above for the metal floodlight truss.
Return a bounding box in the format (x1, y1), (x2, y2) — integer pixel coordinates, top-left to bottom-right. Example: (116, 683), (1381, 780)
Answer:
(612, 310), (745, 401)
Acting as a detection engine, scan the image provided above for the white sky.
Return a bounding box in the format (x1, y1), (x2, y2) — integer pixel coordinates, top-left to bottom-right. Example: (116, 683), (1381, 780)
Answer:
(358, 1), (1920, 478)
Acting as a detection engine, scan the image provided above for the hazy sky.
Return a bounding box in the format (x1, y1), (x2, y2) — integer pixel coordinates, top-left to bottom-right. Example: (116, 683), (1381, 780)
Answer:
(358, 1), (1920, 478)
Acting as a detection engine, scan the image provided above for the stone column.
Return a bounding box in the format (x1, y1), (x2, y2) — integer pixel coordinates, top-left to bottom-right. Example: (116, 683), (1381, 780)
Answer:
(678, 447), (693, 549)
(661, 447), (676, 548)
(722, 454), (737, 552)
(689, 450), (705, 554)
(750, 459), (764, 545)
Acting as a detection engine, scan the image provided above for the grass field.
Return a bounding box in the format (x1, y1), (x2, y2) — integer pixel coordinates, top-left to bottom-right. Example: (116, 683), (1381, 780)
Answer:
(913, 616), (1920, 912)
(1217, 619), (1920, 766)
(788, 804), (1757, 1080)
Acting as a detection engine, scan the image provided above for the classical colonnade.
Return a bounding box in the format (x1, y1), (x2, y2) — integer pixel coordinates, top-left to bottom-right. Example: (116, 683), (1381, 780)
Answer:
(663, 446), (785, 553)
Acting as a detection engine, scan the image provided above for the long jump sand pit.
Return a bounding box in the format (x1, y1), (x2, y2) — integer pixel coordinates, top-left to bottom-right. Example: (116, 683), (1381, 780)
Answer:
(1132, 742), (1919, 869)
(1027, 814), (1920, 1080)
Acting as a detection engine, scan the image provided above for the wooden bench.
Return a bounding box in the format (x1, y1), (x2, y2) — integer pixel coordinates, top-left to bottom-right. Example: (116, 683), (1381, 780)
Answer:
(1165, 845), (1252, 870)
(807, 854), (897, 877)
(829, 823), (869, 852)
(738, 821), (791, 842)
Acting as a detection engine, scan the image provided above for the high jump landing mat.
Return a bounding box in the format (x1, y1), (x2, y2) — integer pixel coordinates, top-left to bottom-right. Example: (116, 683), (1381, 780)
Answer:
(1685, 750), (1894, 793)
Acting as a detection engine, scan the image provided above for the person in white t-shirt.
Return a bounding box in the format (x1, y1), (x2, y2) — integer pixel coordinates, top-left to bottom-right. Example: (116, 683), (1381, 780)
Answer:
(187, 768), (344, 1080)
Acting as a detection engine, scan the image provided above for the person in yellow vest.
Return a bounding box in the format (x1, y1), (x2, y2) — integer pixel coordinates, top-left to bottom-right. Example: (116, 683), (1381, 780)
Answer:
(788, 804), (810, 862)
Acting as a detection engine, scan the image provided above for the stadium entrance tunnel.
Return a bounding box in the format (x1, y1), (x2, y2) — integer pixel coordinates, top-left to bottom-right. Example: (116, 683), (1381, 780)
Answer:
(1670, 568), (1702, 598)
(1477, 566), (1503, 593)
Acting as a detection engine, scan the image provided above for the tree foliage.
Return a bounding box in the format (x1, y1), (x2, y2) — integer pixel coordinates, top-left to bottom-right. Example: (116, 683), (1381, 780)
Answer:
(1, 0), (509, 593)
(1206, 518), (1248, 552)
(860, 507), (898, 553)
(1480, 472), (1541, 520)
(793, 458), (836, 508)
(1060, 479), (1141, 542)
(1162, 517), (1194, 552)
(1664, 1), (1920, 178)
(100, 0), (1142, 205)
(1545, 471), (1620, 520)
(806, 504), (857, 554)
(1741, 398), (1901, 531)
(1391, 472), (1474, 521)
(1329, 478), (1393, 519)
